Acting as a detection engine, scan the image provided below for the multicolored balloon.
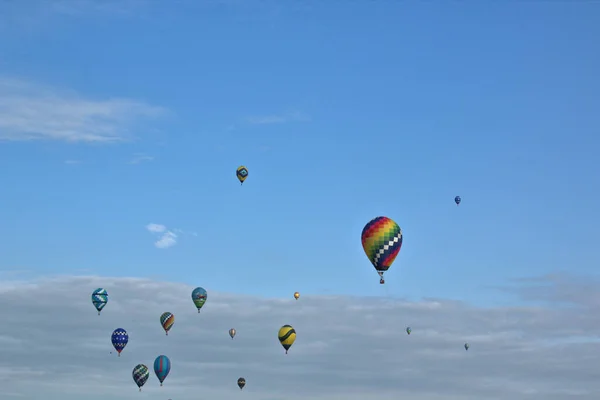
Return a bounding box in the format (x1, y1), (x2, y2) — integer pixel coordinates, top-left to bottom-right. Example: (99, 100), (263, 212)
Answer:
(111, 328), (128, 356)
(455, 196), (461, 206)
(191, 287), (207, 313)
(361, 216), (403, 284)
(237, 377), (246, 390)
(229, 328), (236, 339)
(132, 364), (149, 391)
(406, 327), (411, 335)
(293, 291), (300, 300)
(154, 355), (171, 386)
(278, 325), (296, 354)
(160, 312), (175, 335)
(236, 166), (248, 185)
(91, 288), (108, 315)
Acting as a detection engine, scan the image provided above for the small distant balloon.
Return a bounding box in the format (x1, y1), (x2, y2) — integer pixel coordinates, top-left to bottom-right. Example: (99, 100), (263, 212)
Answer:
(111, 328), (128, 356)
(361, 216), (403, 284)
(406, 327), (411, 335)
(160, 312), (175, 335)
(464, 343), (470, 351)
(154, 355), (171, 386)
(294, 291), (300, 300)
(132, 364), (149, 391)
(278, 325), (296, 354)
(236, 166), (248, 185)
(455, 196), (461, 206)
(91, 288), (108, 315)
(237, 377), (246, 390)
(191, 287), (207, 313)
(229, 328), (236, 339)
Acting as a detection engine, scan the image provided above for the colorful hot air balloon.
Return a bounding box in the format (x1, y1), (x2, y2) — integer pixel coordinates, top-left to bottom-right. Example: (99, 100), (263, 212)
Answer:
(278, 325), (296, 354)
(236, 166), (248, 185)
(293, 291), (300, 300)
(91, 288), (108, 315)
(154, 355), (171, 386)
(455, 196), (461, 206)
(361, 216), (403, 284)
(160, 312), (175, 335)
(464, 343), (470, 351)
(191, 287), (207, 313)
(237, 377), (246, 390)
(229, 328), (236, 339)
(111, 328), (128, 356)
(132, 364), (150, 391)
(406, 327), (411, 335)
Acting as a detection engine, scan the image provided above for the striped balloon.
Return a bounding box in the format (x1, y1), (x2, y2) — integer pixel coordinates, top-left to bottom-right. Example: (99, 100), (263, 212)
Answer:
(132, 364), (149, 391)
(361, 216), (403, 283)
(160, 312), (175, 335)
(91, 288), (108, 315)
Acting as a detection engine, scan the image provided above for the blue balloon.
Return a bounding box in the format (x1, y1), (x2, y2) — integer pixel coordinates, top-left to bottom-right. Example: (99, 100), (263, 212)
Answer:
(455, 196), (461, 205)
(111, 328), (128, 356)
(154, 355), (171, 385)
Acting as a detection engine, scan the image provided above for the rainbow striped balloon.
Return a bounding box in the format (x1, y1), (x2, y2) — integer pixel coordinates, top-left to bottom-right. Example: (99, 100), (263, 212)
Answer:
(160, 312), (175, 335)
(361, 216), (403, 277)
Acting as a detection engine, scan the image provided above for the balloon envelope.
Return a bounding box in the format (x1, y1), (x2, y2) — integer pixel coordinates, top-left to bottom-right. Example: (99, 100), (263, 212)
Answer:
(132, 364), (149, 391)
(154, 355), (171, 385)
(91, 288), (108, 314)
(111, 328), (128, 355)
(191, 287), (207, 312)
(361, 216), (403, 273)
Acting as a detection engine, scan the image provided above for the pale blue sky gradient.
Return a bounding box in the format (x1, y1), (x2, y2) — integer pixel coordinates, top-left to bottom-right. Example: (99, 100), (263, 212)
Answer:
(1, 1), (598, 305)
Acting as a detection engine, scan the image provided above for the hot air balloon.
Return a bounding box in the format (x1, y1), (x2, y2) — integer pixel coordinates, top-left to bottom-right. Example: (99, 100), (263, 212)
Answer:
(406, 327), (411, 335)
(132, 364), (149, 391)
(154, 355), (171, 386)
(455, 196), (461, 206)
(236, 166), (248, 185)
(464, 343), (470, 351)
(191, 287), (207, 313)
(111, 328), (128, 356)
(237, 377), (246, 390)
(278, 325), (296, 354)
(361, 216), (403, 284)
(229, 328), (236, 339)
(294, 292), (300, 300)
(91, 288), (108, 315)
(160, 312), (175, 335)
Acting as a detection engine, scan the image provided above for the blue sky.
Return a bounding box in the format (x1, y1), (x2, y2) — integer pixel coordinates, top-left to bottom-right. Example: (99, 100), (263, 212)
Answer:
(0, 0), (599, 305)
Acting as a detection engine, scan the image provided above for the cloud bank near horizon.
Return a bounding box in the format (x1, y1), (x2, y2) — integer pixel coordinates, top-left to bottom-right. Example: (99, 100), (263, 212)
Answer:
(0, 274), (597, 400)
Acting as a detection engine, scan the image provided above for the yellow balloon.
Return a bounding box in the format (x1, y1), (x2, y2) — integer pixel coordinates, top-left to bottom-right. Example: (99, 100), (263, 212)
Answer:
(293, 292), (300, 300)
(278, 325), (296, 354)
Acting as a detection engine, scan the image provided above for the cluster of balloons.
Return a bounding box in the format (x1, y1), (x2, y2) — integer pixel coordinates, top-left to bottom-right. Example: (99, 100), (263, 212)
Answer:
(90, 167), (467, 393)
(92, 280), (299, 391)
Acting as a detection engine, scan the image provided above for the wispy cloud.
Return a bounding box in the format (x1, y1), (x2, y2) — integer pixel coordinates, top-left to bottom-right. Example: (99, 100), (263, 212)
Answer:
(145, 223), (192, 249)
(64, 159), (81, 164)
(128, 153), (154, 164)
(145, 223), (166, 233)
(0, 78), (166, 143)
(246, 110), (310, 125)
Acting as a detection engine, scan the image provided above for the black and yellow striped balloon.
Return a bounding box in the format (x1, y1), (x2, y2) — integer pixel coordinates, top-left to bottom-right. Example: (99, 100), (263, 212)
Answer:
(278, 325), (296, 354)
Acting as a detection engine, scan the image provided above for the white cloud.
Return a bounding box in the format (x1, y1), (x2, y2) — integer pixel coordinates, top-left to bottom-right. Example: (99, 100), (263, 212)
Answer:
(128, 153), (154, 164)
(154, 231), (177, 249)
(0, 274), (599, 399)
(246, 110), (310, 125)
(0, 78), (166, 143)
(145, 223), (166, 233)
(146, 223), (179, 249)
